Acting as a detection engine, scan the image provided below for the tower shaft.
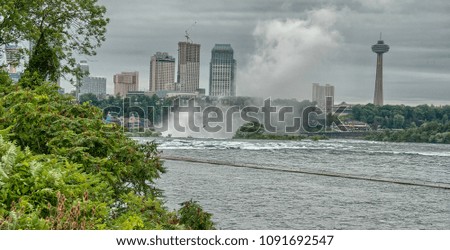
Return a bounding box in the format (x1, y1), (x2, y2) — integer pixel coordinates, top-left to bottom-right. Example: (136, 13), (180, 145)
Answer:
(372, 37), (389, 106)
(373, 53), (384, 106)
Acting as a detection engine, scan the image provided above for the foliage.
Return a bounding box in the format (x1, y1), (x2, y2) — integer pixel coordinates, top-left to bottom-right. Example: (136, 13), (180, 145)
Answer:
(365, 121), (450, 144)
(0, 135), (110, 229)
(178, 200), (215, 230)
(1, 0), (215, 230)
(237, 121), (264, 134)
(351, 104), (450, 143)
(95, 94), (173, 126)
(109, 192), (180, 230)
(233, 122), (310, 140)
(351, 103), (450, 130)
(0, 0), (109, 83)
(233, 121), (329, 141)
(79, 93), (100, 106)
(1, 78), (164, 196)
(0, 75), (215, 229)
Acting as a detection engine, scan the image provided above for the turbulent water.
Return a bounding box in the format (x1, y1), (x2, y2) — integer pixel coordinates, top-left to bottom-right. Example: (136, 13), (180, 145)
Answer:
(136, 137), (450, 229)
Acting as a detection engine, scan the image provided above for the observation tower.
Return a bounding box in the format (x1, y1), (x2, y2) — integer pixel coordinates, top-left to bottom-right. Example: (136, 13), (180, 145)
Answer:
(372, 34), (389, 106)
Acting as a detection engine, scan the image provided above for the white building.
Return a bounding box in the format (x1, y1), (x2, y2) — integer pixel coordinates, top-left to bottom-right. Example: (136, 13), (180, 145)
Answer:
(79, 76), (106, 98)
(77, 60), (106, 98)
(312, 83), (334, 110)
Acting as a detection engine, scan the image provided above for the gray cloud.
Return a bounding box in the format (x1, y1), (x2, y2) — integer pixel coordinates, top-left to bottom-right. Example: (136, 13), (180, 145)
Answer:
(238, 7), (343, 99)
(64, 0), (450, 105)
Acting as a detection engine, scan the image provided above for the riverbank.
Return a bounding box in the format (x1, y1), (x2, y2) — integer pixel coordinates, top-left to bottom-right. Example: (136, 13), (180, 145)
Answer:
(233, 133), (328, 141)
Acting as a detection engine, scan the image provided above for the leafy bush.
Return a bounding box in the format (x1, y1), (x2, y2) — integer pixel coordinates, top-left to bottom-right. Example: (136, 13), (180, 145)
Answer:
(178, 200), (215, 230)
(365, 121), (450, 144)
(0, 135), (110, 229)
(0, 74), (215, 229)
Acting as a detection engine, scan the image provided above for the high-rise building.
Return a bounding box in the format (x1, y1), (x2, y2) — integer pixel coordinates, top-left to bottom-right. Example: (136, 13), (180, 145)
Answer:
(75, 60), (89, 97)
(5, 45), (20, 73)
(312, 83), (334, 110)
(372, 35), (389, 106)
(177, 41), (200, 93)
(114, 71), (139, 96)
(209, 44), (236, 97)
(76, 60), (106, 98)
(150, 52), (175, 92)
(79, 76), (106, 98)
(78, 60), (89, 75)
(2, 45), (22, 82)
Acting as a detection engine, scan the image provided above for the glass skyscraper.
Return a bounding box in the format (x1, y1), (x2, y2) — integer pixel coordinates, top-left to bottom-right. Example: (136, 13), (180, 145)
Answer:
(209, 44), (236, 97)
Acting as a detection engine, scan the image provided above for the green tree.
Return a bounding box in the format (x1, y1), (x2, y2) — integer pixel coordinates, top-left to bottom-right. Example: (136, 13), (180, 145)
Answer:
(79, 93), (99, 106)
(238, 121), (264, 133)
(178, 200), (215, 230)
(443, 114), (448, 125)
(393, 114), (405, 129)
(0, 0), (109, 83)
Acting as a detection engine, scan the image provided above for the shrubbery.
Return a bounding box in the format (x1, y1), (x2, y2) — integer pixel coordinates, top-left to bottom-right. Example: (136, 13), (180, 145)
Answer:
(365, 121), (450, 144)
(233, 121), (327, 141)
(352, 103), (450, 130)
(0, 72), (215, 229)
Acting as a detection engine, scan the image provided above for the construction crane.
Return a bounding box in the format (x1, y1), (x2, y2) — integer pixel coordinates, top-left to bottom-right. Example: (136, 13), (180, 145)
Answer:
(185, 21), (197, 43)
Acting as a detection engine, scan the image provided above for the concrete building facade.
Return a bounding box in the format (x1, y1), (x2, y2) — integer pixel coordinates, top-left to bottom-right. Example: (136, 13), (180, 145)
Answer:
(79, 76), (107, 98)
(177, 41), (200, 93)
(1, 45), (22, 82)
(209, 44), (236, 97)
(114, 71), (139, 96)
(150, 52), (176, 92)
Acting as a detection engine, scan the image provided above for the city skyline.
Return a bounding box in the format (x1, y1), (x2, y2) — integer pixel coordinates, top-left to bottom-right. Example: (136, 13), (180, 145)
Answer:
(59, 0), (450, 105)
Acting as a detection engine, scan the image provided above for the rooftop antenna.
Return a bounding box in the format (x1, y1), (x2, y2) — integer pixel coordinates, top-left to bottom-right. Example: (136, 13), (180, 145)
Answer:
(185, 21), (197, 43)
(379, 32), (382, 40)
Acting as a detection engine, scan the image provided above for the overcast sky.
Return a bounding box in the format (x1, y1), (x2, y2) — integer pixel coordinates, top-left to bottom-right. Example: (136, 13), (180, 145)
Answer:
(65, 0), (450, 105)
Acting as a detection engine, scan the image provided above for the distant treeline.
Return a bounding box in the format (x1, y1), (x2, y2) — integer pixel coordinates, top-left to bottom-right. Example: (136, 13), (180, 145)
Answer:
(351, 104), (450, 129)
(351, 104), (450, 143)
(365, 121), (450, 143)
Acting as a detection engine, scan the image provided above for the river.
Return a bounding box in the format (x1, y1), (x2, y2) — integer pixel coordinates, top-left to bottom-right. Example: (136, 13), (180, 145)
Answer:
(136, 137), (450, 229)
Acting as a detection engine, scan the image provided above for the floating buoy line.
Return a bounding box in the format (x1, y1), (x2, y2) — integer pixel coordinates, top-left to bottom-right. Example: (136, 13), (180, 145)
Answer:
(161, 156), (450, 191)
